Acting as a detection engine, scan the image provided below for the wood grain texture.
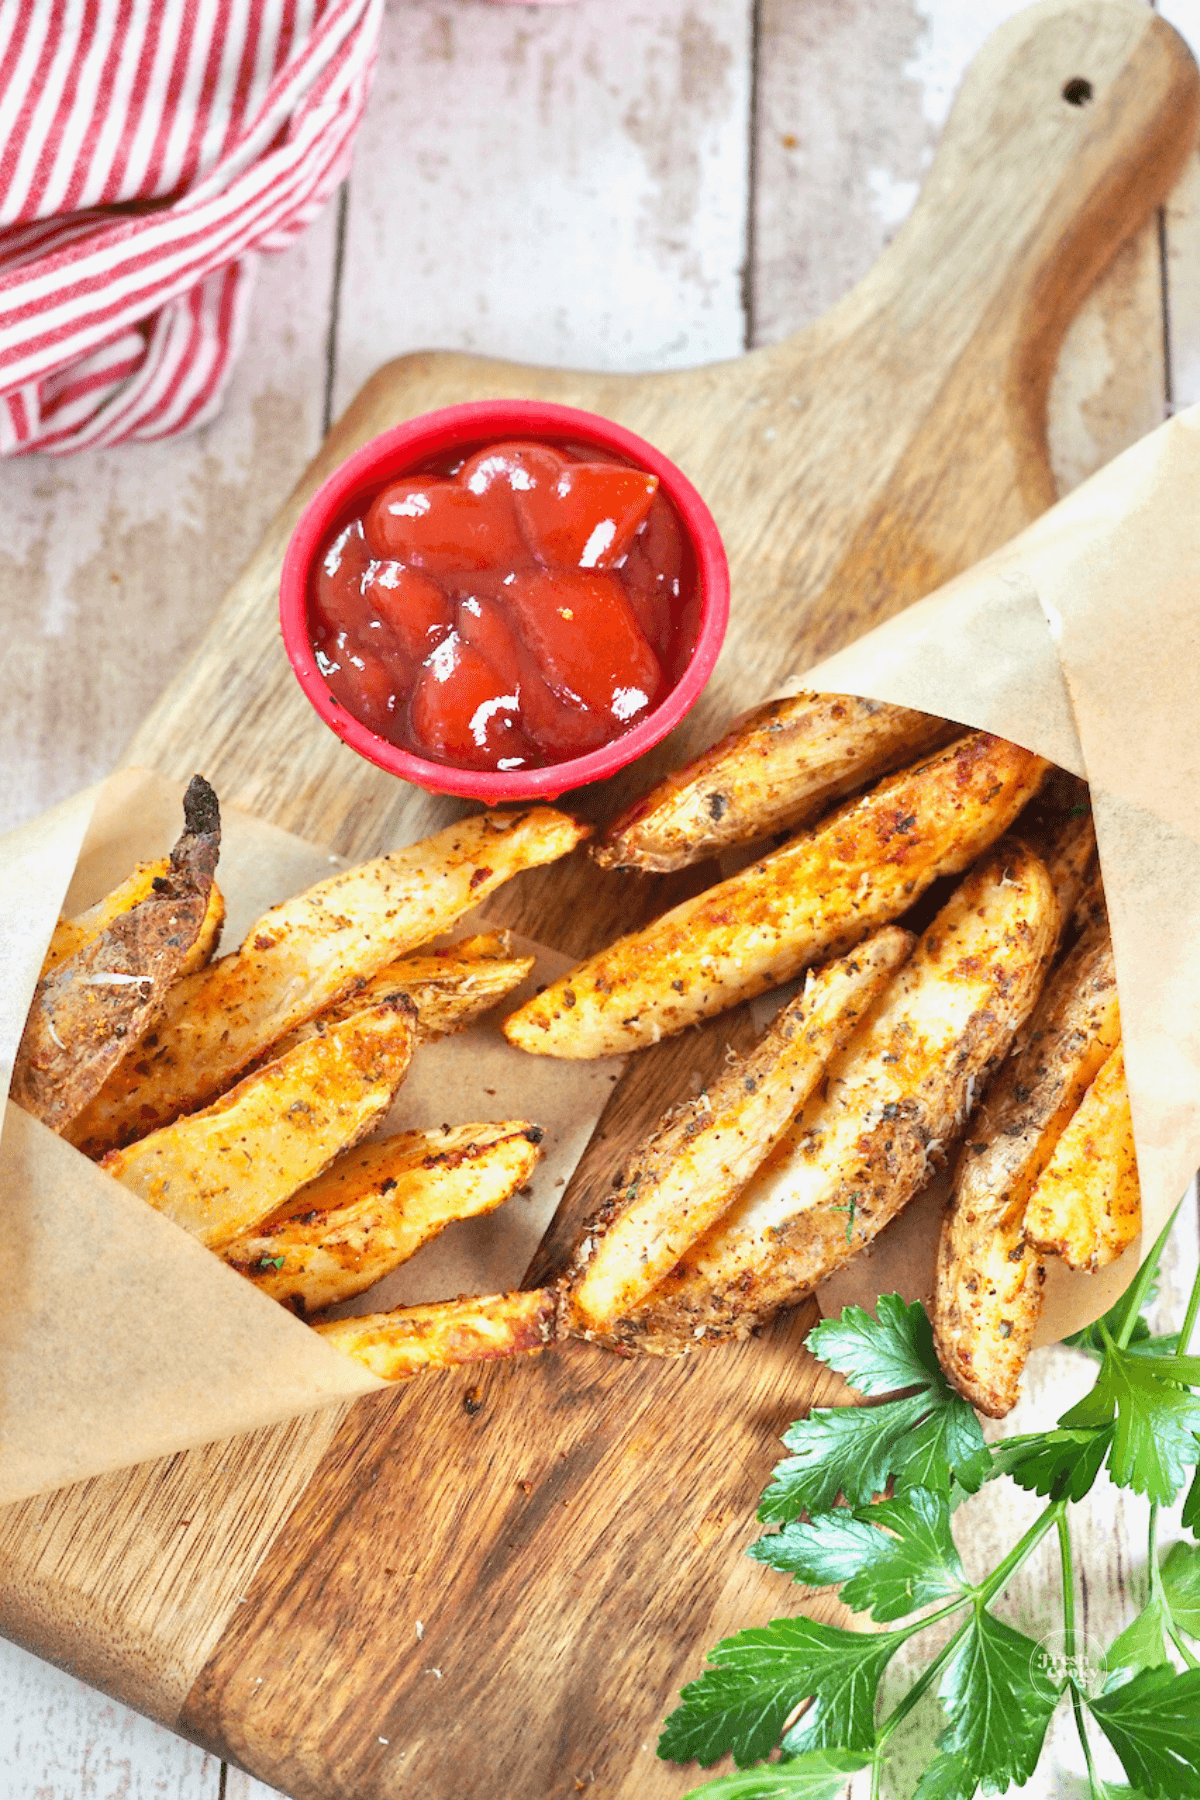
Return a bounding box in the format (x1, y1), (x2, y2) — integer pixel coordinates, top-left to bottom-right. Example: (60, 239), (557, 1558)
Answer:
(182, 1306), (836, 1800)
(3, 5), (1199, 1798)
(0, 1409), (350, 1723)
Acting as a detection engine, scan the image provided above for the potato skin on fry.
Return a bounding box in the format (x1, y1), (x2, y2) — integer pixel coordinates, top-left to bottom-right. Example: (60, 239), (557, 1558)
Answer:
(43, 857), (172, 973)
(101, 1000), (416, 1249)
(595, 693), (956, 872)
(506, 733), (1047, 1060)
(314, 1287), (561, 1382)
(568, 926), (914, 1333)
(934, 917), (1121, 1417)
(604, 841), (1058, 1355)
(1024, 1043), (1139, 1273)
(13, 775), (221, 1134)
(222, 1120), (543, 1312)
(70, 808), (584, 1158)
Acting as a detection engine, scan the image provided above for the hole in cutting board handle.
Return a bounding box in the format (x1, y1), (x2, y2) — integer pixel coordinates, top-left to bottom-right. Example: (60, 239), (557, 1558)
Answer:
(1062, 77), (1094, 106)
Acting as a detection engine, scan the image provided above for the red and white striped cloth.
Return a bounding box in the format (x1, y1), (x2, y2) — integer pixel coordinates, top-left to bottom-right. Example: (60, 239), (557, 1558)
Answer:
(0, 0), (382, 455)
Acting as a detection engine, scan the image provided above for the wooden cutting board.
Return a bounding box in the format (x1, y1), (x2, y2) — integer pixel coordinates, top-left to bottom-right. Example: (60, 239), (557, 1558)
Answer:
(2, 7), (1196, 1798)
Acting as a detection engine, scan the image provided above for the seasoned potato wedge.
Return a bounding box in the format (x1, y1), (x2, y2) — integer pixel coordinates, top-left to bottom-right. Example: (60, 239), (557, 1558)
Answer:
(315, 1287), (561, 1382)
(506, 733), (1047, 1059)
(1038, 808), (1096, 924)
(602, 841), (1058, 1355)
(222, 1120), (544, 1312)
(934, 917), (1121, 1417)
(13, 776), (221, 1133)
(568, 926), (914, 1334)
(1025, 1043), (1139, 1272)
(70, 807), (585, 1157)
(594, 693), (956, 871)
(1072, 874), (1108, 939)
(267, 932), (534, 1060)
(101, 1000), (416, 1249)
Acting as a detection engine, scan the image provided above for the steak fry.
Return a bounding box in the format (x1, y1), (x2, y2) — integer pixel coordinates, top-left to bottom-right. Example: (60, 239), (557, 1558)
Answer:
(1025, 1042), (1140, 1272)
(102, 999), (416, 1249)
(594, 693), (956, 872)
(568, 926), (914, 1334)
(222, 1120), (544, 1312)
(69, 807), (585, 1157)
(598, 840), (1058, 1355)
(12, 776), (221, 1133)
(933, 917), (1121, 1417)
(506, 733), (1047, 1059)
(315, 1287), (561, 1382)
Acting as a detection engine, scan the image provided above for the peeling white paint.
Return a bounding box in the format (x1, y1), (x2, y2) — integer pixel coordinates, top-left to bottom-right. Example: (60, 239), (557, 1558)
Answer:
(905, 1), (1029, 127)
(865, 166), (920, 228)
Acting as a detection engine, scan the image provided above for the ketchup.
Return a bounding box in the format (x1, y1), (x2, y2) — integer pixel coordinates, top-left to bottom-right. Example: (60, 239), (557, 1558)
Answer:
(307, 438), (699, 772)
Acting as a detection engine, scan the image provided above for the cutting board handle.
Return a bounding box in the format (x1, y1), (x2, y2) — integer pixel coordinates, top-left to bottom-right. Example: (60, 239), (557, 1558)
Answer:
(776, 0), (1198, 500)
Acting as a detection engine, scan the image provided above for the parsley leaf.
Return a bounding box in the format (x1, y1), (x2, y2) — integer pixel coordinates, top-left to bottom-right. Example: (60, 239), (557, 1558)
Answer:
(1184, 1457), (1200, 1538)
(749, 1489), (967, 1623)
(990, 1425), (1114, 1501)
(929, 1609), (1059, 1792)
(806, 1293), (945, 1394)
(1160, 1540), (1200, 1639)
(1089, 1666), (1200, 1798)
(759, 1393), (929, 1518)
(910, 1752), (977, 1800)
(1107, 1595), (1173, 1676)
(658, 1617), (900, 1768)
(761, 1298), (988, 1515)
(679, 1750), (871, 1799)
(1121, 1353), (1200, 1386)
(1061, 1349), (1200, 1504)
(900, 1407), (991, 1497)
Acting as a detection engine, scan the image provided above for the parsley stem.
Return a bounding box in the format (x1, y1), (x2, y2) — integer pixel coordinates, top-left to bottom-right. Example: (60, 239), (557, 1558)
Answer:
(1058, 1506), (1077, 1664)
(872, 1613), (973, 1752)
(1147, 1500), (1200, 1672)
(1176, 1230), (1200, 1359)
(871, 1498), (1066, 1767)
(978, 1495), (1064, 1607)
(1056, 1510), (1102, 1796)
(1169, 1623), (1200, 1671)
(1115, 1204), (1181, 1348)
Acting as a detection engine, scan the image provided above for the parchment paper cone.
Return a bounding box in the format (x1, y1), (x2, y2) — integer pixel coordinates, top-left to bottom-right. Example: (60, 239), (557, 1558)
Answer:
(2, 405), (1198, 1503)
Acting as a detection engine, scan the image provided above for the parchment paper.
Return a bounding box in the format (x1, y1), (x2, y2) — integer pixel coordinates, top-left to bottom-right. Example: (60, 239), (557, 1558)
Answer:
(4, 404), (1199, 1500)
(0, 769), (620, 1504)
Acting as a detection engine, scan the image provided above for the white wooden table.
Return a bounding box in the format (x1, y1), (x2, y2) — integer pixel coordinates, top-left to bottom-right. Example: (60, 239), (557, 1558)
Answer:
(2, 2), (1198, 1794)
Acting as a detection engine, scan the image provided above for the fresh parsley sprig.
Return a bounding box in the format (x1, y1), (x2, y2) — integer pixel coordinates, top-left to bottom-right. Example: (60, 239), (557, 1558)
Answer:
(660, 1206), (1200, 1800)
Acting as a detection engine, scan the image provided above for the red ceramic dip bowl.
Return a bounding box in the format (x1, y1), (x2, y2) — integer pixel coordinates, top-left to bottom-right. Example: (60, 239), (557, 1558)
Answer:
(279, 399), (730, 801)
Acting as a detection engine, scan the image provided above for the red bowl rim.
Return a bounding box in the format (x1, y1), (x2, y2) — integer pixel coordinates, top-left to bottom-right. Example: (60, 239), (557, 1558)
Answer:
(279, 398), (730, 801)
